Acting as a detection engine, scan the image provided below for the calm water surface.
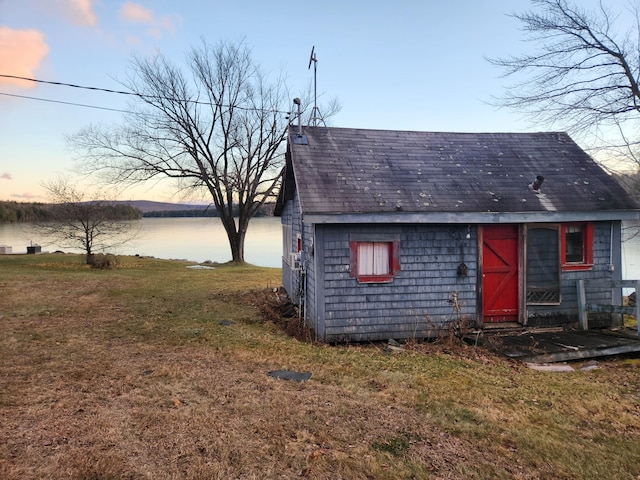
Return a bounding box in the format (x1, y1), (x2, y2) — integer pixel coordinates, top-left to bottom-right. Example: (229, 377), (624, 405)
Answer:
(1, 218), (639, 274)
(0, 217), (283, 268)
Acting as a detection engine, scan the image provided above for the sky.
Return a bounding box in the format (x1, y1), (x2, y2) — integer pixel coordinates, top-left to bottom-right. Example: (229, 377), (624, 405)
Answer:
(0, 0), (634, 202)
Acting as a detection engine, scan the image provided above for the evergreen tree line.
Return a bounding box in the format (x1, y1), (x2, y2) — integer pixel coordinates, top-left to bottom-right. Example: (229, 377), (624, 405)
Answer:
(0, 201), (142, 223)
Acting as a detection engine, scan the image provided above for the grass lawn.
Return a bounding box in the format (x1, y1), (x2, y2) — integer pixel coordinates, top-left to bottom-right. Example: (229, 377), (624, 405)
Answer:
(1, 254), (639, 479)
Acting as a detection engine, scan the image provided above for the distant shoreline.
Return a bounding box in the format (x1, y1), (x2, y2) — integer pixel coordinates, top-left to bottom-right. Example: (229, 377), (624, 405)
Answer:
(0, 200), (276, 223)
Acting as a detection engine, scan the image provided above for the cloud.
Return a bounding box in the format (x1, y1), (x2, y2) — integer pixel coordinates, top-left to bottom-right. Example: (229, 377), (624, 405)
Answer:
(120, 2), (154, 24)
(120, 2), (179, 39)
(23, 1), (97, 26)
(59, 0), (98, 26)
(1, 173), (13, 180)
(0, 28), (49, 88)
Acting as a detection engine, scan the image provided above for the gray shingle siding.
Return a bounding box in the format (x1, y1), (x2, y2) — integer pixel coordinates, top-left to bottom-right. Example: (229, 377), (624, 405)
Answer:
(280, 188), (321, 333)
(313, 224), (477, 342)
(302, 220), (316, 330)
(280, 190), (302, 303)
(305, 220), (623, 340)
(279, 200), (293, 294)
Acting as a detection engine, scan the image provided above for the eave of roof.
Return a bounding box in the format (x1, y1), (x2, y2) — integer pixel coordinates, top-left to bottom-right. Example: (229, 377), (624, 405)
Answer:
(303, 210), (640, 225)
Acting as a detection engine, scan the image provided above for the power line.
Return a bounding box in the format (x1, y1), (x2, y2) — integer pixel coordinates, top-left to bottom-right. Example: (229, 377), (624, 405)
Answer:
(0, 74), (292, 115)
(0, 74), (138, 96)
(0, 91), (132, 113)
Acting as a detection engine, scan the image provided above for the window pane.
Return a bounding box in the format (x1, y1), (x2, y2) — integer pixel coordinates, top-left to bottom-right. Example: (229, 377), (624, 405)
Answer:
(373, 242), (390, 275)
(357, 242), (390, 276)
(357, 242), (374, 275)
(565, 226), (583, 263)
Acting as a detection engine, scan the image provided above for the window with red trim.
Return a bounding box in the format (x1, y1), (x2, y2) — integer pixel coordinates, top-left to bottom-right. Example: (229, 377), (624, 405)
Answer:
(349, 240), (401, 283)
(561, 223), (593, 271)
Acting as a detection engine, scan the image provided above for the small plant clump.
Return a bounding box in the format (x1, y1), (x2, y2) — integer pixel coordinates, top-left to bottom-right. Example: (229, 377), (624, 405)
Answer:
(87, 253), (118, 269)
(251, 287), (315, 342)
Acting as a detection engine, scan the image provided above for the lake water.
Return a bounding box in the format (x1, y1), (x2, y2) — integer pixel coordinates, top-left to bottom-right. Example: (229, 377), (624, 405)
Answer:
(0, 217), (284, 268)
(0, 217), (639, 275)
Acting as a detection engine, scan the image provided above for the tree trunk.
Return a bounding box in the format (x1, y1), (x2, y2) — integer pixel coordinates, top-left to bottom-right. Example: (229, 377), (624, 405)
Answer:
(220, 215), (247, 263)
(85, 241), (94, 264)
(227, 228), (246, 263)
(230, 234), (245, 263)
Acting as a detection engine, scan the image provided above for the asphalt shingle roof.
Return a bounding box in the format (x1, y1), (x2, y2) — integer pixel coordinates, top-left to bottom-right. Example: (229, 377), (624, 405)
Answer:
(287, 126), (638, 215)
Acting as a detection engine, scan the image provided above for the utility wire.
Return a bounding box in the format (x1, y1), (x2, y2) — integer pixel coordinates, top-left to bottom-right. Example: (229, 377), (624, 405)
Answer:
(0, 91), (133, 113)
(0, 74), (137, 96)
(0, 74), (292, 115)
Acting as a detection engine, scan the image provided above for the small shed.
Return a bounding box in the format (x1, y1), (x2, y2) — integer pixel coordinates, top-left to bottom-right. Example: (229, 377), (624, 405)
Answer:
(274, 126), (640, 342)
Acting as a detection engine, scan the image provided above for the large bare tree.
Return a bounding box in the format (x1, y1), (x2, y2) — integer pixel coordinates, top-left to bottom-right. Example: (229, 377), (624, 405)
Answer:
(69, 40), (292, 263)
(489, 0), (640, 173)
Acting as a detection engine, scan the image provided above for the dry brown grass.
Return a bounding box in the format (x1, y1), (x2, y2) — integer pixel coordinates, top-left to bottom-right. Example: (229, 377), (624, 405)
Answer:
(1, 254), (640, 479)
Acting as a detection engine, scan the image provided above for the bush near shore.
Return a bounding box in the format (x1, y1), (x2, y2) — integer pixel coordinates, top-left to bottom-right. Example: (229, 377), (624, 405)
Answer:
(1, 254), (639, 479)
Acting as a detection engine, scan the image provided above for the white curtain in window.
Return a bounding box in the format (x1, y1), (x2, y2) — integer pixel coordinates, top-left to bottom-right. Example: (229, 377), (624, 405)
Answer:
(357, 243), (373, 275)
(373, 242), (390, 274)
(358, 242), (390, 275)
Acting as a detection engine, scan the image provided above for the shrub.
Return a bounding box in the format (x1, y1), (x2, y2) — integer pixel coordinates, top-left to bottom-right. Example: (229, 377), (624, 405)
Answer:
(87, 253), (118, 269)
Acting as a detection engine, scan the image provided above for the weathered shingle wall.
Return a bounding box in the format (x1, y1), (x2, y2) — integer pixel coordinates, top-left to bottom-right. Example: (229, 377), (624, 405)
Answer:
(280, 190), (303, 304)
(302, 220), (317, 333)
(305, 221), (621, 340)
(314, 223), (478, 342)
(279, 198), (294, 297)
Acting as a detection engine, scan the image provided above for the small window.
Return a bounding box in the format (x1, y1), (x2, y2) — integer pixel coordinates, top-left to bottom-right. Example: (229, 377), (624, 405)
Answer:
(349, 240), (400, 283)
(561, 223), (593, 271)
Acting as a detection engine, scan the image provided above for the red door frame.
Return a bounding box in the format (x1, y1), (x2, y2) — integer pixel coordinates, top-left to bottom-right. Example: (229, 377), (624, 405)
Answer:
(479, 225), (521, 324)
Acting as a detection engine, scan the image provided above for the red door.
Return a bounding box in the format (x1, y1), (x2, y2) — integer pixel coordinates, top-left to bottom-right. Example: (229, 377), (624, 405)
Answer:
(482, 225), (519, 323)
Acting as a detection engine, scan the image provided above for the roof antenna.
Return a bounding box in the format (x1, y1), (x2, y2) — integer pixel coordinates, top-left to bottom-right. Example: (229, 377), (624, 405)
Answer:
(308, 46), (325, 127)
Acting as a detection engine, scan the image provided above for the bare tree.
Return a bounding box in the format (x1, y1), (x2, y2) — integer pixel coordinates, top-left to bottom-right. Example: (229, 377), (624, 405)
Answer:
(489, 0), (640, 173)
(36, 178), (139, 263)
(69, 40), (298, 263)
